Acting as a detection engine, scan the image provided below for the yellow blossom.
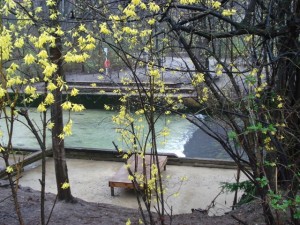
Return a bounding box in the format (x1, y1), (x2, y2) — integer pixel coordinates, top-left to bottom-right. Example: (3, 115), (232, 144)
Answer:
(6, 166), (13, 174)
(61, 101), (72, 110)
(192, 73), (205, 86)
(29, 78), (36, 83)
(72, 104), (85, 112)
(212, 1), (221, 9)
(61, 182), (70, 189)
(122, 27), (138, 35)
(78, 24), (86, 32)
(244, 35), (252, 42)
(104, 104), (111, 110)
(277, 103), (283, 108)
(215, 64), (223, 76)
(149, 69), (160, 77)
(56, 76), (66, 89)
(0, 87), (6, 98)
(47, 82), (57, 91)
(160, 127), (170, 137)
(55, 26), (64, 36)
(43, 63), (57, 77)
(90, 83), (97, 87)
(264, 137), (271, 144)
(37, 50), (48, 59)
(24, 54), (35, 64)
(140, 29), (152, 37)
(14, 37), (24, 48)
(45, 93), (55, 105)
(70, 88), (79, 96)
(34, 32), (55, 48)
(249, 69), (258, 77)
(64, 52), (90, 63)
(148, 18), (156, 25)
(35, 7), (42, 13)
(222, 9), (237, 16)
(46, 0), (56, 6)
(140, 2), (147, 9)
(99, 23), (111, 35)
(132, 0), (140, 6)
(278, 135), (284, 140)
(47, 122), (55, 130)
(148, 2), (160, 12)
(216, 70), (222, 76)
(109, 15), (120, 21)
(63, 120), (73, 136)
(128, 175), (134, 181)
(49, 13), (58, 20)
(0, 27), (12, 60)
(123, 5), (137, 17)
(6, 62), (19, 75)
(0, 146), (4, 152)
(135, 109), (144, 115)
(64, 41), (72, 47)
(37, 103), (47, 112)
(126, 218), (131, 225)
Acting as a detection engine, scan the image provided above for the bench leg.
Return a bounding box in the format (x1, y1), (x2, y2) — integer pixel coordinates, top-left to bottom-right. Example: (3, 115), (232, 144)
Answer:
(164, 164), (166, 171)
(111, 187), (114, 196)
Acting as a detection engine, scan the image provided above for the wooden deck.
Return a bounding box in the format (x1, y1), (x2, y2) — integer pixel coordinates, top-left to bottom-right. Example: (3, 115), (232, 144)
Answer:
(108, 154), (168, 196)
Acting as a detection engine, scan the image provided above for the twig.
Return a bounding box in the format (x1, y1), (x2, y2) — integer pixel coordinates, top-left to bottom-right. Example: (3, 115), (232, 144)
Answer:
(206, 186), (225, 212)
(0, 194), (13, 204)
(46, 194), (58, 225)
(112, 141), (124, 158)
(231, 215), (248, 225)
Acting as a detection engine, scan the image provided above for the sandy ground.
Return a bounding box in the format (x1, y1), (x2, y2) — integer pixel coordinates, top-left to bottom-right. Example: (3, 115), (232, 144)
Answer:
(14, 157), (244, 216)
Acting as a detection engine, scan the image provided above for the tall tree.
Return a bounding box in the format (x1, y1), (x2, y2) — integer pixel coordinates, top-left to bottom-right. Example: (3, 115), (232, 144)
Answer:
(82, 0), (300, 224)
(49, 0), (73, 202)
(0, 0), (88, 205)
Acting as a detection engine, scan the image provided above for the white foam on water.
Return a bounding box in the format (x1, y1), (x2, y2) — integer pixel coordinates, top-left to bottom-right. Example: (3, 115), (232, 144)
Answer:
(157, 119), (198, 157)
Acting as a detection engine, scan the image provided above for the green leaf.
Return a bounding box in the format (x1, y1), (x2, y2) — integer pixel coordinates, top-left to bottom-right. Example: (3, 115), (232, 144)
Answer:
(256, 177), (268, 187)
(228, 131), (237, 140)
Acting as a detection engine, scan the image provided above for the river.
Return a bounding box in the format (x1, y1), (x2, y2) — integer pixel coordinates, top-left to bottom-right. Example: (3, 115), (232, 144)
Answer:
(0, 108), (230, 159)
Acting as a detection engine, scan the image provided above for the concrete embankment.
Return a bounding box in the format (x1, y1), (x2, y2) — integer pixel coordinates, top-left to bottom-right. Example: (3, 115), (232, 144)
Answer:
(2, 147), (239, 171)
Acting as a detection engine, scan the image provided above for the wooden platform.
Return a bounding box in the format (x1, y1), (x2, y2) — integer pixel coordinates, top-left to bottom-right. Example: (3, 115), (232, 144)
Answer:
(108, 154), (168, 196)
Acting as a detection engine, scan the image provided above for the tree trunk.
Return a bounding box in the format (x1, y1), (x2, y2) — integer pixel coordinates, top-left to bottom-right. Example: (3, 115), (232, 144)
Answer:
(273, 0), (300, 189)
(50, 13), (73, 201)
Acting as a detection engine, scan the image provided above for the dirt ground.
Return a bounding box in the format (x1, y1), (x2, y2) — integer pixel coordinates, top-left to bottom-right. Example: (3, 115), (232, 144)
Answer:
(0, 185), (267, 225)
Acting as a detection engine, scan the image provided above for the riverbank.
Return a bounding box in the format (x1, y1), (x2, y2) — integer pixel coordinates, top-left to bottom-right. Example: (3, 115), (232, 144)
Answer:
(5, 157), (243, 215)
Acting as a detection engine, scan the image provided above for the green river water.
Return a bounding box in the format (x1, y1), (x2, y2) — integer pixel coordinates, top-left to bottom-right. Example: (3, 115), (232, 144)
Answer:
(0, 108), (198, 157)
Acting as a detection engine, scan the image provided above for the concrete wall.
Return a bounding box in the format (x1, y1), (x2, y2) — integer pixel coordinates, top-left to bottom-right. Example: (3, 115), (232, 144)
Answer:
(14, 147), (239, 170)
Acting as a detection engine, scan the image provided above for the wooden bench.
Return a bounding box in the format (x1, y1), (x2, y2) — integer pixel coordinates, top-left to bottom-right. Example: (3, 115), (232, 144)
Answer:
(108, 154), (168, 196)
